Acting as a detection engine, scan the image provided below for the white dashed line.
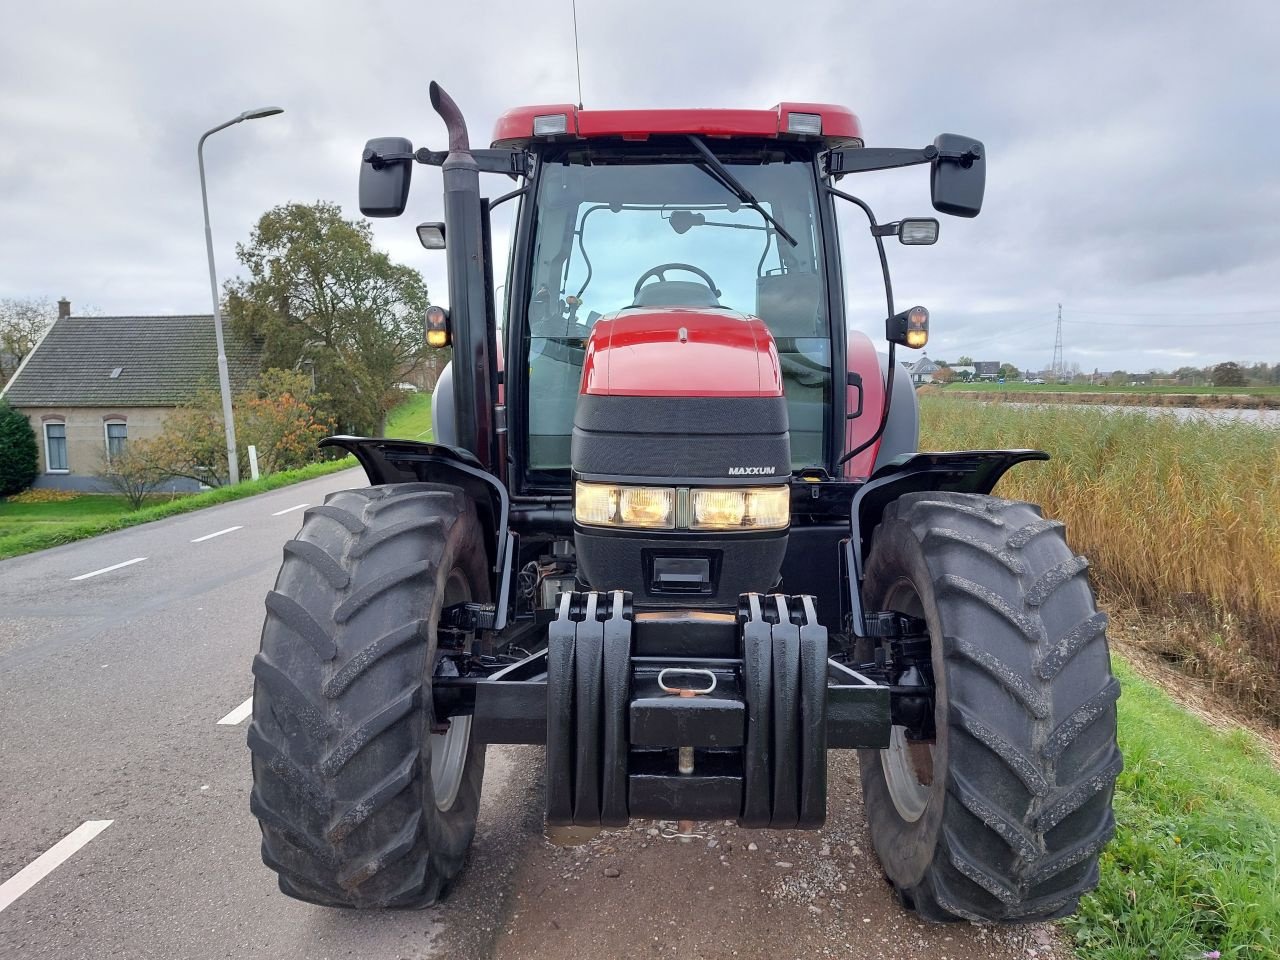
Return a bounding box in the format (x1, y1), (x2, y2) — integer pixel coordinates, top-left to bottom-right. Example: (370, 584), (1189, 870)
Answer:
(271, 503), (309, 516)
(70, 557), (147, 581)
(0, 820), (113, 913)
(190, 526), (243, 543)
(217, 696), (253, 725)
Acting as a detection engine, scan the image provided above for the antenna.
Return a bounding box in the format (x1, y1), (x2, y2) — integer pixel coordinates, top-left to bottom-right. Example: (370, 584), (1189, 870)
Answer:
(1051, 303), (1064, 380)
(571, 0), (584, 109)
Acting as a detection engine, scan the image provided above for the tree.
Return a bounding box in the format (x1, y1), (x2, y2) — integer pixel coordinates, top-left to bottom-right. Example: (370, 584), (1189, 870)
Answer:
(226, 202), (430, 435)
(1108, 370), (1129, 387)
(998, 363), (1021, 381)
(235, 369), (335, 474)
(0, 399), (39, 496)
(1211, 361), (1247, 388)
(933, 366), (955, 384)
(0, 298), (56, 384)
(94, 439), (169, 509)
(153, 369), (333, 486)
(957, 355), (973, 366)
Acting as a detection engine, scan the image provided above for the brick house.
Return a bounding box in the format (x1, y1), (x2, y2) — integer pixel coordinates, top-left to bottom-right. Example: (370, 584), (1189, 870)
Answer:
(1, 301), (259, 491)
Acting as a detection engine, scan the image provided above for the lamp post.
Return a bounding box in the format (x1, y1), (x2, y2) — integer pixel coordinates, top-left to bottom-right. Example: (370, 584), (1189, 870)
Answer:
(198, 106), (283, 484)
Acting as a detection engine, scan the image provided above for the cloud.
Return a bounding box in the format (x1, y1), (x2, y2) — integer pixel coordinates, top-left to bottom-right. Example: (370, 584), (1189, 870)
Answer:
(1, 0), (1277, 372)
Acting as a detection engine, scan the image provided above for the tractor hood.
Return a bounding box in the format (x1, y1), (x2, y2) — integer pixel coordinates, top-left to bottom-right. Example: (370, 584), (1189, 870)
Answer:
(580, 307), (783, 398)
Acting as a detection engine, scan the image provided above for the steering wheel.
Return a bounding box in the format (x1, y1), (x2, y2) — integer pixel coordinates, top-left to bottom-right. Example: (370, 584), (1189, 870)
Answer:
(633, 262), (721, 300)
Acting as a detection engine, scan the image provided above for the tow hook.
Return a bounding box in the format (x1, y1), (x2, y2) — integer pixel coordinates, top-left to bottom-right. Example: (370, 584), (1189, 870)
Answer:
(658, 668), (718, 837)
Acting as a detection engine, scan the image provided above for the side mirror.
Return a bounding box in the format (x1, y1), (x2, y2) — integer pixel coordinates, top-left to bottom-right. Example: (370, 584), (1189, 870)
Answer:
(359, 137), (414, 217)
(930, 134), (985, 218)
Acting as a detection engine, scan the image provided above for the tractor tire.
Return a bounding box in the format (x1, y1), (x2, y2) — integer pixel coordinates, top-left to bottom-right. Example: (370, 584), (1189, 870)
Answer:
(858, 491), (1120, 923)
(248, 482), (488, 909)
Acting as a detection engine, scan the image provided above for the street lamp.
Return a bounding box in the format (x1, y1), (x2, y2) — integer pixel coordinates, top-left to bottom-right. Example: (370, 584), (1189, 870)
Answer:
(197, 106), (283, 484)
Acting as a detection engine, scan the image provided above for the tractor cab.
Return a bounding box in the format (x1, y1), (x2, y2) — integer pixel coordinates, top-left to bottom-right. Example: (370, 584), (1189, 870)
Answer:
(495, 104), (858, 487)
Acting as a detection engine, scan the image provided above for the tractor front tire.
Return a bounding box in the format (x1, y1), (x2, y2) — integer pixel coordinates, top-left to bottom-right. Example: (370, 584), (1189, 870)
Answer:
(249, 483), (488, 908)
(859, 491), (1120, 923)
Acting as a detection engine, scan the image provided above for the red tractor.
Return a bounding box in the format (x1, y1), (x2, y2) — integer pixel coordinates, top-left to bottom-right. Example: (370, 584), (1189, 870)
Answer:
(249, 83), (1120, 923)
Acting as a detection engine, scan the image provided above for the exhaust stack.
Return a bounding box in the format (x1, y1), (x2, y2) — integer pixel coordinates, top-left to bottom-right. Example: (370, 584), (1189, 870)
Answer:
(430, 81), (495, 469)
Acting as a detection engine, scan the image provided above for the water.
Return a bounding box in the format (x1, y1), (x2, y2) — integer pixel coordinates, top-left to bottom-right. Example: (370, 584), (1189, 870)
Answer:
(1001, 401), (1280, 427)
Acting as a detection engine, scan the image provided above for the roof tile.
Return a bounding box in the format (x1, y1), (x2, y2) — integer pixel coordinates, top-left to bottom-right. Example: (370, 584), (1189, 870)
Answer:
(2, 315), (261, 407)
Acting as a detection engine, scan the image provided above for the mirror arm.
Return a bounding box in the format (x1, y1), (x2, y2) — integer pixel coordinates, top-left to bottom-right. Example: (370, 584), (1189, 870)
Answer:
(362, 147), (416, 169)
(824, 143), (982, 177)
(415, 147), (532, 178)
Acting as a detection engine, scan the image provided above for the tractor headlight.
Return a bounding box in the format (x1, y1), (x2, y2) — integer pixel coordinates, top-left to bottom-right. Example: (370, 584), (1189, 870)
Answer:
(575, 482), (674, 530)
(691, 486), (789, 531)
(575, 482), (789, 531)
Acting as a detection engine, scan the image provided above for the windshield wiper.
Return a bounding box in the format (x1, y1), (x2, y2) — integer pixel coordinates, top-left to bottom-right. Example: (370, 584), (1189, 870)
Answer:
(686, 135), (798, 247)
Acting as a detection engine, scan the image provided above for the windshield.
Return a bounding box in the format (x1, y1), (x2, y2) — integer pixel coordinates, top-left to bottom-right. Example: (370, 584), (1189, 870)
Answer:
(524, 149), (831, 475)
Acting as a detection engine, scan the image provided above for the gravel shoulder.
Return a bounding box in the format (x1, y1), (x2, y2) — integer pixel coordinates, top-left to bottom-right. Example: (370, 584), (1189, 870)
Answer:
(489, 750), (1069, 960)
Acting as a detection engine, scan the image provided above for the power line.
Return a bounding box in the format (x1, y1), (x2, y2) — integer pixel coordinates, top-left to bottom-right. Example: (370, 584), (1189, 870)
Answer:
(1050, 303), (1064, 378)
(1063, 317), (1278, 329)
(1069, 307), (1280, 318)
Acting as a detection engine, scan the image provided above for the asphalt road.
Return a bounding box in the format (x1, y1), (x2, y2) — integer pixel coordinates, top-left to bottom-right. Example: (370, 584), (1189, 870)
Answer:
(0, 471), (1067, 960)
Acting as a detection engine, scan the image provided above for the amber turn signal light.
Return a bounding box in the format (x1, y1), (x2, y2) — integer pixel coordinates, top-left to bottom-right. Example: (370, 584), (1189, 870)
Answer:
(425, 305), (451, 348)
(887, 305), (929, 349)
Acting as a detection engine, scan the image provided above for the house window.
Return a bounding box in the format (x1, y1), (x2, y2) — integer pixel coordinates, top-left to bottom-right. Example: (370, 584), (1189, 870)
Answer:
(105, 420), (128, 458)
(44, 422), (68, 472)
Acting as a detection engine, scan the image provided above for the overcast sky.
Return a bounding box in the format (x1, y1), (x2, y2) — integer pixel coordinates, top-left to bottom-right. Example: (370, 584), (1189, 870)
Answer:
(2, 1), (1278, 373)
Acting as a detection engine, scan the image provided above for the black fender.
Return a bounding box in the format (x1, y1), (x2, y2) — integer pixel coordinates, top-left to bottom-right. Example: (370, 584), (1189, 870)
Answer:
(320, 436), (514, 627)
(845, 449), (1048, 634)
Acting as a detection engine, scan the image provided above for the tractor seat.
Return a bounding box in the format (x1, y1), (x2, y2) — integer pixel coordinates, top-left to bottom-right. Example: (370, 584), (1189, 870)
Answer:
(631, 280), (721, 309)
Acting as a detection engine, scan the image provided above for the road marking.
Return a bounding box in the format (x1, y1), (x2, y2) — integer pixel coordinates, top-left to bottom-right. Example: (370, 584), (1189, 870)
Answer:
(217, 696), (253, 725)
(191, 525), (243, 543)
(70, 557), (146, 581)
(0, 820), (113, 913)
(271, 503), (309, 516)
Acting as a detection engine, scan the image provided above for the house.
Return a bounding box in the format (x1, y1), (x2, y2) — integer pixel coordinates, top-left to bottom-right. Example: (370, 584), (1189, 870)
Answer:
(974, 361), (1001, 381)
(906, 354), (941, 385)
(1, 302), (259, 491)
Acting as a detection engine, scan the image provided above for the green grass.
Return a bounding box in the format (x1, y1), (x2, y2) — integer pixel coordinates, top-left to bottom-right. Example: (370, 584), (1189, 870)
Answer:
(0, 392), (432, 561)
(384, 392), (433, 440)
(1066, 658), (1280, 959)
(0, 457), (356, 560)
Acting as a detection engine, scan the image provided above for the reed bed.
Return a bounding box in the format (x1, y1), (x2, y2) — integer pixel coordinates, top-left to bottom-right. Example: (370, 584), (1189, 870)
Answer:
(918, 397), (1280, 719)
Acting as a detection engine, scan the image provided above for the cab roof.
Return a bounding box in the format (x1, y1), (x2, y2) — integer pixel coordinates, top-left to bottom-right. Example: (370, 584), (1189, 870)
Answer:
(491, 103), (862, 149)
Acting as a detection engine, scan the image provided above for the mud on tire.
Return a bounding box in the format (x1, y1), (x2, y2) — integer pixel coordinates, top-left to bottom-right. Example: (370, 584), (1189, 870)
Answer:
(248, 483), (488, 908)
(858, 491), (1120, 923)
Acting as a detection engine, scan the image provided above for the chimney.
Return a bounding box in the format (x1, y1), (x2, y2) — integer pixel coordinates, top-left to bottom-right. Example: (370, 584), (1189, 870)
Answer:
(57, 297), (71, 319)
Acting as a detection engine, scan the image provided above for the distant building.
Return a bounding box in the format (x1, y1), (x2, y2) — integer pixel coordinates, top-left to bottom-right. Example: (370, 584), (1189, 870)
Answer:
(1, 303), (260, 491)
(949, 364), (976, 380)
(1127, 373), (1153, 386)
(974, 361), (1001, 381)
(906, 355), (941, 385)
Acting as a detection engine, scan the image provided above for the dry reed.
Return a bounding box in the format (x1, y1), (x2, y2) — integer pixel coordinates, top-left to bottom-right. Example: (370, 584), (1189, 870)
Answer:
(918, 397), (1280, 720)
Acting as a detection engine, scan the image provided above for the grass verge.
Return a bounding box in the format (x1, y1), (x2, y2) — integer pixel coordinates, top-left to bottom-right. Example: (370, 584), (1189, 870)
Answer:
(918, 396), (1280, 720)
(1067, 657), (1279, 959)
(0, 392), (433, 561)
(0, 457), (356, 561)
(384, 392), (433, 441)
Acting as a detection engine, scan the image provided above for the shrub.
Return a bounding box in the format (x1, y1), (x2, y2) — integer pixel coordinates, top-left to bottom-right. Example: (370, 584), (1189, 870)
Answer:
(0, 399), (38, 496)
(153, 368), (334, 486)
(94, 439), (170, 509)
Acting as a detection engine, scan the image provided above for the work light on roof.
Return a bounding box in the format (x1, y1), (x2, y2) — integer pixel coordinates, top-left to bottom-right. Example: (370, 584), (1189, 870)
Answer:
(532, 113), (569, 136)
(786, 112), (823, 135)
